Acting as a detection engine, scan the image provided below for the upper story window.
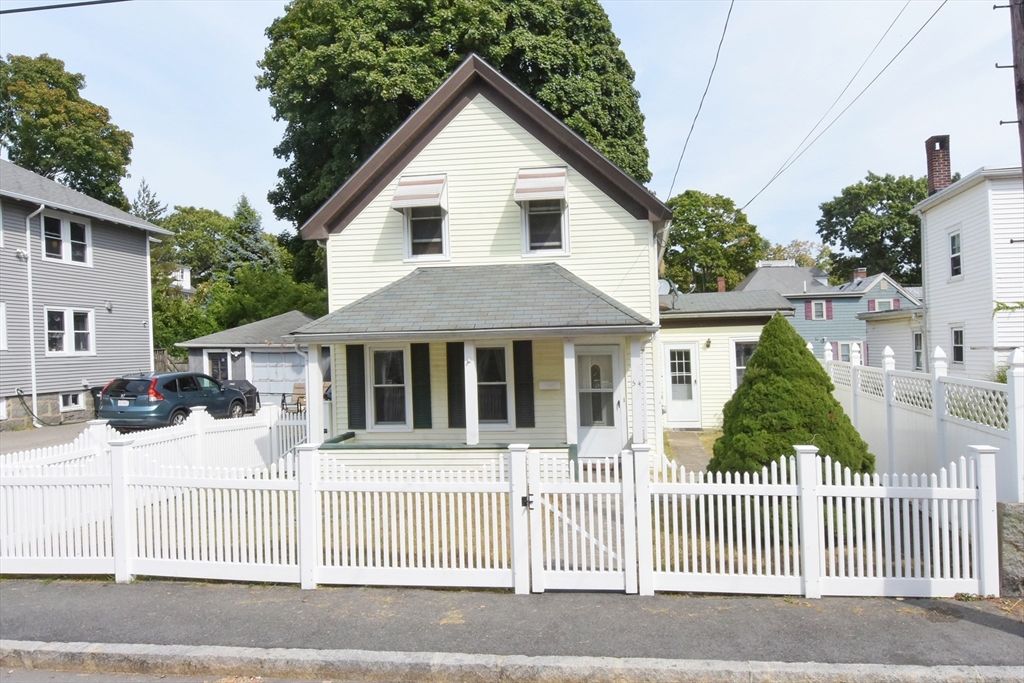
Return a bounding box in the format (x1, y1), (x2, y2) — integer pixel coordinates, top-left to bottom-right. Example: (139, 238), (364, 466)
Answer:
(42, 213), (91, 265)
(515, 167), (569, 255)
(392, 174), (448, 261)
(869, 298), (896, 312)
(949, 230), (962, 278)
(951, 326), (965, 364)
(45, 307), (94, 356)
(812, 301), (826, 320)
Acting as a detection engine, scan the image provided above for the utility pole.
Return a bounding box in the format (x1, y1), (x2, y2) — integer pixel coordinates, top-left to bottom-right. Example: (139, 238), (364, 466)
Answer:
(1012, 0), (1024, 179)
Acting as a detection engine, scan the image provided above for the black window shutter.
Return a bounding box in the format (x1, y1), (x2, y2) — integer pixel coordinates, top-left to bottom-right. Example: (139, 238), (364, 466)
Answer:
(446, 342), (465, 428)
(346, 345), (366, 430)
(411, 343), (432, 429)
(513, 340), (535, 428)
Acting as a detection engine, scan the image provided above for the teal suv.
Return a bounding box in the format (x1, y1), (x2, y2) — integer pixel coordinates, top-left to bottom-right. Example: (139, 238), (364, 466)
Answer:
(98, 372), (249, 430)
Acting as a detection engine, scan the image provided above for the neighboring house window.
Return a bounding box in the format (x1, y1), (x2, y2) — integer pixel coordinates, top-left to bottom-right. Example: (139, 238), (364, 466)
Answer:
(913, 332), (924, 371)
(392, 174), (448, 262)
(949, 231), (962, 278)
(839, 342), (853, 363)
(522, 199), (568, 253)
(0, 301), (6, 351)
(60, 392), (83, 412)
(951, 327), (965, 364)
(812, 301), (826, 320)
(370, 347), (409, 428)
(45, 308), (93, 355)
(42, 213), (91, 265)
(733, 341), (758, 387)
(873, 299), (894, 311)
(805, 300), (832, 320)
(477, 346), (512, 427)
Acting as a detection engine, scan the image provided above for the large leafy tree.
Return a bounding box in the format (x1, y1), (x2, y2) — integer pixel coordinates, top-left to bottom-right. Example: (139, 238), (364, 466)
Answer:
(662, 190), (766, 292)
(0, 54), (133, 209)
(764, 239), (833, 273)
(816, 172), (932, 284)
(161, 206), (239, 285)
(258, 0), (651, 283)
(204, 264), (327, 331)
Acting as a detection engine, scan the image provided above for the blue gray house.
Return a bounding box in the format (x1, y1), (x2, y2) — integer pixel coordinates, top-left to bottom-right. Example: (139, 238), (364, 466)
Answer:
(734, 260), (921, 363)
(0, 159), (170, 430)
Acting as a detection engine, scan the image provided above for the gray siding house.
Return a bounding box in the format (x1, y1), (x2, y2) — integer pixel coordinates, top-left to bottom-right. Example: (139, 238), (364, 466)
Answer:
(0, 160), (170, 430)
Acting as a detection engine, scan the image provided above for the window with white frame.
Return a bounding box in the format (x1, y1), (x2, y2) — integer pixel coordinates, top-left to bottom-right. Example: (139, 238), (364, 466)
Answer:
(60, 392), (83, 412)
(951, 327), (965, 364)
(0, 301), (6, 351)
(523, 199), (567, 253)
(392, 174), (449, 261)
(812, 301), (826, 320)
(477, 346), (512, 426)
(406, 206), (447, 257)
(875, 299), (894, 311)
(370, 347), (409, 427)
(733, 341), (758, 387)
(839, 342), (855, 363)
(913, 332), (924, 371)
(42, 213), (91, 265)
(45, 308), (93, 355)
(949, 231), (962, 278)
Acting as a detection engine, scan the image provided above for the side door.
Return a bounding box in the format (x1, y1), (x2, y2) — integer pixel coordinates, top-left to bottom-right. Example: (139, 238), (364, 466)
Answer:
(664, 344), (701, 428)
(575, 345), (627, 459)
(176, 375), (203, 410)
(196, 374), (229, 416)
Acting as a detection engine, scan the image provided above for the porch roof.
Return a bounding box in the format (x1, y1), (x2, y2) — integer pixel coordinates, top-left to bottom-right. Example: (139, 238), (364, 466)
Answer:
(289, 263), (655, 342)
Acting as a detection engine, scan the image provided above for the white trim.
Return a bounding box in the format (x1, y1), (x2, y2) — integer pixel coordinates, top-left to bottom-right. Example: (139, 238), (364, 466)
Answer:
(811, 301), (826, 320)
(520, 198), (570, 257)
(563, 339), (577, 446)
(59, 391), (84, 412)
(912, 331), (925, 371)
(950, 325), (965, 365)
(0, 188), (170, 234)
(0, 397), (7, 420)
(948, 227), (963, 280)
(366, 344), (414, 432)
(40, 210), (92, 266)
(203, 348), (233, 381)
(730, 338), (759, 391)
(663, 342), (701, 429)
(464, 340), (479, 445)
(402, 206), (450, 262)
(43, 307), (95, 356)
(0, 301), (7, 351)
(476, 342), (515, 431)
(873, 299), (895, 312)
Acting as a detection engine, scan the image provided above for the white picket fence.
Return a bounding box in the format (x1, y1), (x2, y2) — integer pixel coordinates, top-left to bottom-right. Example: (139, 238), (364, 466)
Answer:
(1, 436), (1001, 598)
(826, 345), (1023, 503)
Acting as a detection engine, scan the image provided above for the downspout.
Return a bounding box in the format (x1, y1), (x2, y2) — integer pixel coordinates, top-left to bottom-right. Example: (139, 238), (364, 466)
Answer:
(25, 203), (45, 427)
(655, 220), (673, 269)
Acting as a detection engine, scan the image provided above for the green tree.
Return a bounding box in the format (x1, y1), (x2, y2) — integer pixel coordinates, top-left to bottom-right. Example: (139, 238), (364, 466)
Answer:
(131, 179), (167, 224)
(764, 239), (833, 273)
(152, 294), (218, 360)
(662, 190), (766, 292)
(258, 0), (652, 283)
(161, 206), (238, 284)
(816, 172), (935, 284)
(219, 195), (281, 283)
(709, 314), (873, 475)
(204, 264), (328, 330)
(0, 53), (133, 209)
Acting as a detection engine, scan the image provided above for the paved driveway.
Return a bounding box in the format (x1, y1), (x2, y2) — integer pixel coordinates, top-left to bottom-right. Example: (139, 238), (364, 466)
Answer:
(0, 422), (91, 455)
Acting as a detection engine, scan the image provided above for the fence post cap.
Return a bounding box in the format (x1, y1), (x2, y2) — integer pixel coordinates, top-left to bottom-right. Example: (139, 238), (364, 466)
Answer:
(967, 444), (1000, 456)
(1009, 347), (1024, 368)
(632, 442), (652, 452)
(191, 405), (208, 414)
(508, 443), (530, 452)
(108, 437), (135, 446)
(883, 346), (894, 359)
(87, 419), (109, 426)
(806, 342), (814, 352)
(793, 445), (820, 456)
(295, 443), (319, 453)
(931, 346), (947, 362)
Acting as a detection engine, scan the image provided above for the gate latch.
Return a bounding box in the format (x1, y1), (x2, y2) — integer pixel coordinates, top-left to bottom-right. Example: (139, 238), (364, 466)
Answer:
(521, 494), (534, 510)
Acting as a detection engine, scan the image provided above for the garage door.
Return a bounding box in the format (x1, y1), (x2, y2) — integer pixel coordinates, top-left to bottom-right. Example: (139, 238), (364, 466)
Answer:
(250, 351), (305, 402)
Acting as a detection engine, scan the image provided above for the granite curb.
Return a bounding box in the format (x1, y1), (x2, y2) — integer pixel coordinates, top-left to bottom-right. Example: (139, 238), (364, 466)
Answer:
(2, 640), (1022, 683)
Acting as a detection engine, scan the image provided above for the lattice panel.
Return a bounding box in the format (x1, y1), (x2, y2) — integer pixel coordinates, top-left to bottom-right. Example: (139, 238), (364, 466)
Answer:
(830, 364), (852, 388)
(891, 375), (933, 410)
(944, 382), (1009, 430)
(857, 367), (884, 397)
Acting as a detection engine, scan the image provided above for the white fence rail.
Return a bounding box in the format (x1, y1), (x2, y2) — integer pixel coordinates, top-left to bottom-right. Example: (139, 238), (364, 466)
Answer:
(827, 346), (1023, 503)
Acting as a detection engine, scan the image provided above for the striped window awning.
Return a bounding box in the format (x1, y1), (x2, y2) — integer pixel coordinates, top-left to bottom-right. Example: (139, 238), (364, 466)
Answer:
(513, 167), (567, 202)
(391, 174), (447, 209)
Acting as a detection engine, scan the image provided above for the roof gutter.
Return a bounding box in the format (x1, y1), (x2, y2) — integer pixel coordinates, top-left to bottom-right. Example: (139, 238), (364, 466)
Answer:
(661, 309), (794, 320)
(24, 203), (44, 427)
(0, 189), (171, 235)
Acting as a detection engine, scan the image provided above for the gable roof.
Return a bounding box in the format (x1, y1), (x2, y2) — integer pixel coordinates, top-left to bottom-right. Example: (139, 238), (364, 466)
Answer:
(289, 263), (654, 342)
(0, 159), (170, 235)
(733, 265), (832, 295)
(177, 310), (314, 348)
(298, 54), (672, 240)
(913, 165), (1022, 215)
(660, 290), (794, 319)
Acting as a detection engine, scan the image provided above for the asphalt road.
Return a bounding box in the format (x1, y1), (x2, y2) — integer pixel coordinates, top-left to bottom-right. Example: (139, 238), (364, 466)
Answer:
(1, 579), (1021, 667)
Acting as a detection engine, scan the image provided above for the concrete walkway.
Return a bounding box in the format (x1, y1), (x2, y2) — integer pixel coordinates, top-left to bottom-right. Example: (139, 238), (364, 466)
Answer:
(1, 579), (1021, 681)
(665, 429), (712, 471)
(0, 422), (91, 455)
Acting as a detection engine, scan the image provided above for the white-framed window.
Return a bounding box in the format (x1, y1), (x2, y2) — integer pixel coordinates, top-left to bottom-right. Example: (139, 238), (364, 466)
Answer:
(204, 349), (232, 381)
(732, 339), (758, 388)
(477, 344), (514, 429)
(812, 301), (826, 320)
(951, 326), (965, 364)
(403, 206), (449, 261)
(367, 345), (412, 430)
(949, 230), (962, 278)
(522, 199), (569, 255)
(837, 342), (858, 363)
(60, 392), (83, 412)
(913, 332), (924, 371)
(875, 299), (894, 311)
(41, 212), (91, 265)
(0, 301), (7, 351)
(44, 308), (94, 356)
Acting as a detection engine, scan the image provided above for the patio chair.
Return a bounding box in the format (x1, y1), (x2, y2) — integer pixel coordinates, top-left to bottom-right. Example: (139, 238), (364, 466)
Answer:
(281, 382), (306, 413)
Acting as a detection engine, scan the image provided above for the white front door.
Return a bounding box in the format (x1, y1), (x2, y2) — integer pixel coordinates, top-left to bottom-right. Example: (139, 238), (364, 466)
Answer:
(576, 345), (627, 458)
(665, 344), (700, 428)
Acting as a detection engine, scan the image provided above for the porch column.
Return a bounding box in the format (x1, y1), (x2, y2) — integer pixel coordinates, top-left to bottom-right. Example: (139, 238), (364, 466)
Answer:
(563, 339), (578, 446)
(464, 340), (479, 445)
(305, 343), (325, 445)
(630, 339), (646, 445)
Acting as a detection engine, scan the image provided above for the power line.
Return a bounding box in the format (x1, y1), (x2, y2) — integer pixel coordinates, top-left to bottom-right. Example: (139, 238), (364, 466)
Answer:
(742, 1), (911, 211)
(0, 0), (132, 16)
(666, 0), (735, 201)
(741, 0), (948, 211)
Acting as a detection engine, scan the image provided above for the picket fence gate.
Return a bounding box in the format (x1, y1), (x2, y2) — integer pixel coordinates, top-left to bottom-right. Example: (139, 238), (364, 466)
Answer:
(0, 437), (1001, 598)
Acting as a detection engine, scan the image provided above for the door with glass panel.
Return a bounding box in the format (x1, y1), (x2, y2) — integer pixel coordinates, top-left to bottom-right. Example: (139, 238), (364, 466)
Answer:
(664, 344), (700, 428)
(575, 345), (626, 458)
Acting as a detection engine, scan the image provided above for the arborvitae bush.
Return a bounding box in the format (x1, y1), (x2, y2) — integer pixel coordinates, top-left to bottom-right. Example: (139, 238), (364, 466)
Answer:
(709, 314), (874, 474)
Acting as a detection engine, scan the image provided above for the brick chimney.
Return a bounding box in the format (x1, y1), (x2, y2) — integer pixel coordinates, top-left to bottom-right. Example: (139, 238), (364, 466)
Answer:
(925, 135), (951, 195)
(717, 276), (726, 293)
(851, 267), (867, 282)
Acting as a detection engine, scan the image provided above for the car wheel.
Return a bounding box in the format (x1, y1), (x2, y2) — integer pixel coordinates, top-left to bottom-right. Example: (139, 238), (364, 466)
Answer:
(170, 410), (189, 426)
(229, 401), (244, 419)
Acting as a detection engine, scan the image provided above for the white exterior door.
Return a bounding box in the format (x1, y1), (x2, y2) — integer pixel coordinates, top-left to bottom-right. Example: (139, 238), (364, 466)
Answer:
(575, 345), (627, 458)
(665, 344), (700, 428)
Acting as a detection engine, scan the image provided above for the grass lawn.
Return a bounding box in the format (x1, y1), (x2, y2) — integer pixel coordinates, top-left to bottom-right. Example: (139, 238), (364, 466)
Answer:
(698, 430), (723, 456)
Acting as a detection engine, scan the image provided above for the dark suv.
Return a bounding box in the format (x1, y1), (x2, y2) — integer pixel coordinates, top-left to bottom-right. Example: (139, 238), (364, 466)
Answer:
(98, 372), (251, 429)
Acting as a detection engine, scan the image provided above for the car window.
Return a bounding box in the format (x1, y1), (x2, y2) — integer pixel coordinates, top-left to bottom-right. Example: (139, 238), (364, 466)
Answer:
(162, 378), (178, 392)
(106, 379), (152, 395)
(177, 376), (199, 392)
(196, 375), (220, 391)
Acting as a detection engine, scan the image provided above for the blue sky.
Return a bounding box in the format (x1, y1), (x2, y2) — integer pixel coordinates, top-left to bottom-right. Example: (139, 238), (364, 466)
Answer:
(0, 0), (1016, 248)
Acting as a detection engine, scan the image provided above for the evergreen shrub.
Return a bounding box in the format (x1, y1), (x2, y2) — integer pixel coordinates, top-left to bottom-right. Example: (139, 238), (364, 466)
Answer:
(709, 314), (874, 474)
